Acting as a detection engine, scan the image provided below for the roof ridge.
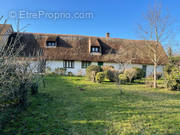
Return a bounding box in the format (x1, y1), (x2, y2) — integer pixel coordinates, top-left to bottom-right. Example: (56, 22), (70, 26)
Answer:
(14, 32), (145, 41)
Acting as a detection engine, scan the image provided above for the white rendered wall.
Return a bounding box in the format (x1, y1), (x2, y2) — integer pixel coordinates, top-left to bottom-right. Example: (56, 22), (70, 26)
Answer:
(104, 62), (164, 77)
(46, 61), (98, 76)
(104, 62), (142, 71)
(146, 65), (164, 77)
(45, 61), (164, 76)
(17, 61), (39, 73)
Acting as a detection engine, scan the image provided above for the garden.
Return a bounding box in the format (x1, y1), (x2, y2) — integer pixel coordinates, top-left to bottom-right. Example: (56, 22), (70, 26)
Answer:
(0, 50), (180, 134)
(1, 75), (180, 134)
(0, 61), (180, 134)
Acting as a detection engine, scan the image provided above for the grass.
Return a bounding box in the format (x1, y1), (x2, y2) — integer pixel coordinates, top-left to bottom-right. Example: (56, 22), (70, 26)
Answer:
(1, 76), (180, 135)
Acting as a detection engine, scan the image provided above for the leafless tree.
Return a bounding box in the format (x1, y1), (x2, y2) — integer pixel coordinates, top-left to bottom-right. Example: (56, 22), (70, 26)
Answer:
(0, 16), (45, 128)
(105, 40), (137, 73)
(136, 3), (174, 88)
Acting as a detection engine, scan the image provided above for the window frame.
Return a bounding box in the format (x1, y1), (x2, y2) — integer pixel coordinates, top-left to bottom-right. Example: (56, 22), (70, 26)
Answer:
(63, 60), (74, 68)
(46, 41), (56, 47)
(81, 61), (91, 68)
(91, 46), (100, 53)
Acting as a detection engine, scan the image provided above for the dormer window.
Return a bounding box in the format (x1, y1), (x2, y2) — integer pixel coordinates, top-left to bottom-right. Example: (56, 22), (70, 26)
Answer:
(46, 36), (58, 47)
(91, 46), (100, 53)
(46, 41), (56, 47)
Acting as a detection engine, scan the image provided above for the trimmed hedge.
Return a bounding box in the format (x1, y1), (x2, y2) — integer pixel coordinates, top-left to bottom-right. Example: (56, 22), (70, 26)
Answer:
(124, 68), (138, 83)
(119, 74), (128, 84)
(105, 69), (119, 82)
(133, 67), (146, 79)
(96, 72), (105, 83)
(86, 65), (101, 81)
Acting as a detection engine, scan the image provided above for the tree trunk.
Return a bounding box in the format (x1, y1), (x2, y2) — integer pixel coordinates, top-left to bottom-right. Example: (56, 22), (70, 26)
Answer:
(153, 63), (157, 88)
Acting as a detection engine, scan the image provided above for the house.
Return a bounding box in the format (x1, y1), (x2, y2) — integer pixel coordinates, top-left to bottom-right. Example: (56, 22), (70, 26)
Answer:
(1, 24), (168, 76)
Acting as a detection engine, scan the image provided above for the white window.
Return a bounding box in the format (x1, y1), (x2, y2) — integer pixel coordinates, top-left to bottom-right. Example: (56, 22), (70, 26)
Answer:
(91, 46), (100, 52)
(63, 60), (74, 68)
(46, 41), (56, 46)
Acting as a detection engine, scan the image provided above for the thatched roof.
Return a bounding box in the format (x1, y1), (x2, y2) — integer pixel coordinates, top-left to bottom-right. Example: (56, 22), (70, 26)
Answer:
(0, 24), (13, 34)
(9, 32), (168, 65)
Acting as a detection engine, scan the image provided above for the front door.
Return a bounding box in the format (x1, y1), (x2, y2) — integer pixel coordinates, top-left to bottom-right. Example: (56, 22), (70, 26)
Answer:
(98, 62), (103, 66)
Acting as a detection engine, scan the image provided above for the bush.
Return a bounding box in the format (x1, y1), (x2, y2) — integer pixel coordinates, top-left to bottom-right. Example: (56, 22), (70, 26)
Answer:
(96, 72), (105, 83)
(55, 68), (67, 75)
(30, 82), (39, 95)
(101, 65), (114, 71)
(133, 67), (146, 79)
(86, 65), (101, 81)
(147, 72), (162, 80)
(89, 71), (96, 82)
(165, 67), (180, 90)
(124, 68), (138, 83)
(119, 74), (128, 84)
(105, 69), (119, 82)
(67, 72), (73, 76)
(46, 66), (51, 74)
(156, 73), (162, 80)
(145, 78), (154, 88)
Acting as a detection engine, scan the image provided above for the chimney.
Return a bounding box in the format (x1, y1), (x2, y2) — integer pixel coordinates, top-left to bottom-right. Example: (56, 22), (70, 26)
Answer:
(106, 32), (110, 38)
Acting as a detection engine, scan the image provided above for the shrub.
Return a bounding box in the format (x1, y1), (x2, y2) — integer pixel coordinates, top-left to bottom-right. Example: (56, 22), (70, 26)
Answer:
(147, 72), (162, 80)
(105, 69), (119, 82)
(156, 72), (162, 80)
(133, 67), (146, 79)
(101, 65), (114, 71)
(145, 78), (154, 88)
(119, 74), (128, 84)
(77, 70), (83, 76)
(67, 72), (73, 76)
(86, 65), (101, 81)
(124, 68), (138, 83)
(55, 68), (67, 75)
(30, 82), (39, 95)
(165, 67), (180, 90)
(46, 66), (51, 74)
(89, 71), (96, 82)
(96, 72), (105, 83)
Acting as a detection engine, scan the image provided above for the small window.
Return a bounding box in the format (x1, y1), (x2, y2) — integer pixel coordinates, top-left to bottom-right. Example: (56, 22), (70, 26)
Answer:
(142, 65), (147, 77)
(91, 46), (100, 52)
(82, 61), (91, 68)
(63, 60), (74, 68)
(46, 41), (56, 47)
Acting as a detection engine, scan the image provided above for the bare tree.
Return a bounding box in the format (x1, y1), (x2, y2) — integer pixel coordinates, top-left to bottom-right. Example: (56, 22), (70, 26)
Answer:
(136, 3), (174, 88)
(0, 17), (45, 128)
(105, 39), (137, 73)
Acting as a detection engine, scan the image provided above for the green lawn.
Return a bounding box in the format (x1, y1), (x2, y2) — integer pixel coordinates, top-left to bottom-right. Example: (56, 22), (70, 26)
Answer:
(2, 76), (180, 135)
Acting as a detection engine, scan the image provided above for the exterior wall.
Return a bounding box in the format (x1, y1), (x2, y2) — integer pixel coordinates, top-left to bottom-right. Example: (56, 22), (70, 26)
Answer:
(45, 60), (164, 77)
(17, 61), (39, 73)
(46, 61), (98, 76)
(146, 65), (164, 77)
(104, 62), (142, 71)
(104, 62), (163, 77)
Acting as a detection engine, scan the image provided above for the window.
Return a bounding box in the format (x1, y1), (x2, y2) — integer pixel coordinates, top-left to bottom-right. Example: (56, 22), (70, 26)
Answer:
(82, 61), (91, 68)
(142, 65), (147, 77)
(91, 46), (100, 52)
(46, 41), (56, 47)
(63, 60), (74, 68)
